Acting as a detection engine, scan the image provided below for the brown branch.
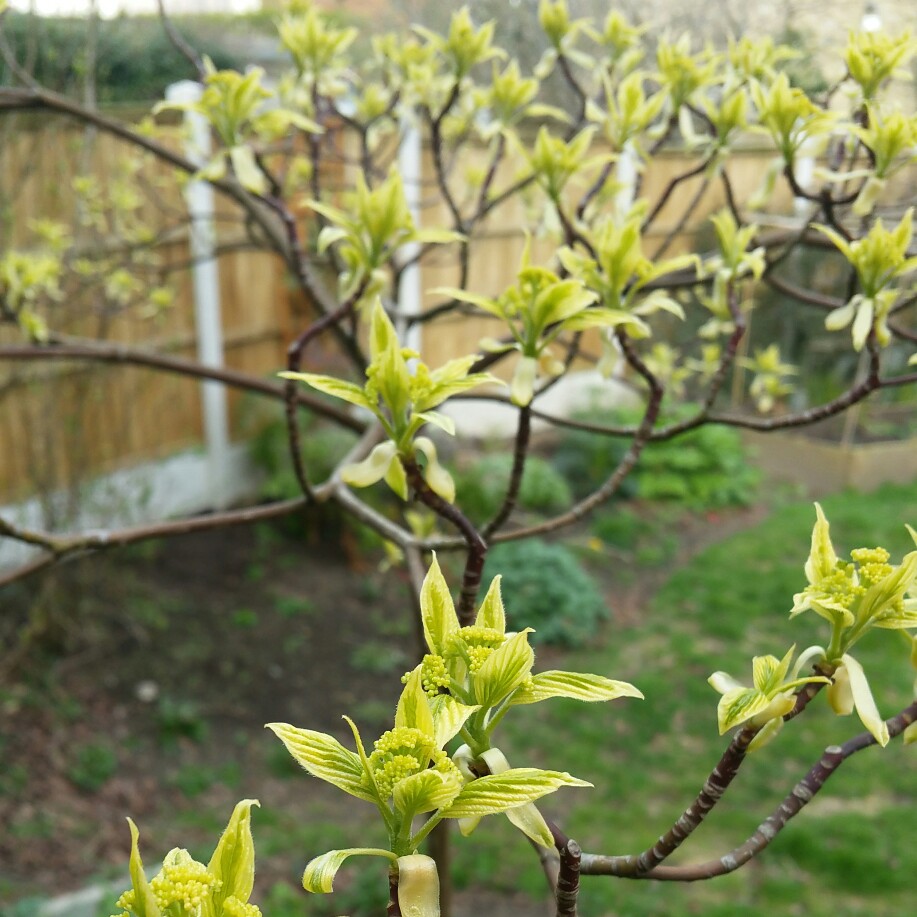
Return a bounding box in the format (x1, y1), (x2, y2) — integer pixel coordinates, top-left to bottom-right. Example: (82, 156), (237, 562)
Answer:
(483, 332), (664, 543)
(0, 498), (308, 589)
(515, 345), (885, 442)
(697, 281), (746, 413)
(0, 10), (41, 91)
(582, 675), (830, 880)
(427, 82), (465, 231)
(0, 87), (291, 262)
(887, 320), (917, 345)
(765, 273), (843, 311)
(403, 458), (486, 624)
(0, 339), (365, 432)
(282, 271), (370, 499)
(0, 552), (56, 589)
(576, 159), (615, 221)
(473, 133), (506, 221)
(528, 835), (560, 894)
(650, 172), (711, 261)
(555, 52), (588, 127)
(156, 0), (206, 81)
(642, 155), (713, 232)
(1, 426), (411, 591)
(482, 405), (531, 539)
(719, 168), (742, 225)
(580, 698), (917, 882)
(551, 823), (582, 917)
(881, 370), (917, 388)
(388, 864), (401, 917)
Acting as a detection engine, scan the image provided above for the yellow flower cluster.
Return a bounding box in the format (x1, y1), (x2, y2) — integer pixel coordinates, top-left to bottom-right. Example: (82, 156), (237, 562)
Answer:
(223, 896), (263, 917)
(416, 653), (450, 697)
(113, 854), (220, 917)
(445, 625), (505, 673)
(366, 726), (458, 799)
(156, 856), (219, 914)
(850, 547), (893, 587)
(815, 565), (865, 610)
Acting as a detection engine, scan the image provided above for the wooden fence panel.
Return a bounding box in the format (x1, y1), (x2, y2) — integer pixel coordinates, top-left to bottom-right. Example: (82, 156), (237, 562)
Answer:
(0, 114), (837, 503)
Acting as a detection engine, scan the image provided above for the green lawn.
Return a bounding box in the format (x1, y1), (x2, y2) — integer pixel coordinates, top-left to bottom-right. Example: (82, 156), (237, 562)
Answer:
(469, 483), (917, 917)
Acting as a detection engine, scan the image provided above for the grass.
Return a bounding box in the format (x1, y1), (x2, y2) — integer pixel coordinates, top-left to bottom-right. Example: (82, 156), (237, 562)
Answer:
(498, 482), (917, 917)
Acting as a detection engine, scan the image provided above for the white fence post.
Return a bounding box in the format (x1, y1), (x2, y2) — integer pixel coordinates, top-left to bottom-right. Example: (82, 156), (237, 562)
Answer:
(165, 79), (230, 510)
(397, 113), (423, 355)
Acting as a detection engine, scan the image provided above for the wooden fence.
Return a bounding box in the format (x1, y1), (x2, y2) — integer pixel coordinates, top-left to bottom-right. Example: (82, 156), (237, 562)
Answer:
(0, 113), (793, 506)
(0, 116), (303, 506)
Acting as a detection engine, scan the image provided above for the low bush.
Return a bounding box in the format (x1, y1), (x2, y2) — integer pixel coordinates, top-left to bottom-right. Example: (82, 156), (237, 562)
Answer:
(636, 425), (759, 508)
(551, 408), (758, 509)
(483, 538), (608, 647)
(454, 453), (573, 524)
(249, 413), (356, 502)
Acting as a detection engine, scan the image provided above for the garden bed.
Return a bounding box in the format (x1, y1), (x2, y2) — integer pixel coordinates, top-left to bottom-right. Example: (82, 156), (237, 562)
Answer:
(744, 430), (917, 496)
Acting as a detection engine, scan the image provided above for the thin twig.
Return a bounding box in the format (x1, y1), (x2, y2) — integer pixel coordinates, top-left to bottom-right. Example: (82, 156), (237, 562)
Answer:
(650, 173), (711, 261)
(483, 406), (532, 538)
(0, 498), (308, 590)
(483, 332), (664, 542)
(581, 678), (832, 881)
(403, 458), (486, 624)
(0, 87), (292, 262)
(156, 0), (206, 80)
(0, 339), (365, 431)
(0, 9), (41, 90)
(642, 155), (713, 232)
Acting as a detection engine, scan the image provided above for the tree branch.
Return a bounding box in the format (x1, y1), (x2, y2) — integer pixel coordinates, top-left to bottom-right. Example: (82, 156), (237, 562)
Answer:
(479, 332), (664, 543)
(403, 458), (486, 624)
(0, 338), (365, 432)
(482, 404), (531, 539)
(0, 86), (292, 262)
(156, 0), (206, 81)
(0, 498), (308, 590)
(582, 697), (915, 882)
(551, 823), (582, 917)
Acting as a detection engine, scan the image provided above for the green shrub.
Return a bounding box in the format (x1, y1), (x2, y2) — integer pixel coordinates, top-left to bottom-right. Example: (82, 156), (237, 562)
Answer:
(636, 425), (759, 508)
(249, 413), (356, 501)
(483, 539), (608, 647)
(453, 454), (573, 524)
(551, 408), (758, 509)
(548, 414), (635, 501)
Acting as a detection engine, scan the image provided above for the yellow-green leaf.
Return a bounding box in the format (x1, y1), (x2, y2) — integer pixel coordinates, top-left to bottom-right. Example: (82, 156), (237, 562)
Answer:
(511, 670), (643, 705)
(396, 668), (436, 737)
(303, 848), (396, 894)
(127, 819), (162, 917)
(841, 654), (889, 747)
(229, 145), (267, 194)
(441, 768), (591, 818)
(429, 695), (479, 749)
(393, 768), (462, 818)
(474, 575), (506, 633)
(265, 723), (374, 800)
(420, 555), (459, 655)
(208, 799), (259, 912)
(279, 372), (372, 410)
(473, 630), (535, 708)
(341, 442), (398, 489)
(715, 687), (770, 734)
(396, 855), (441, 917)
